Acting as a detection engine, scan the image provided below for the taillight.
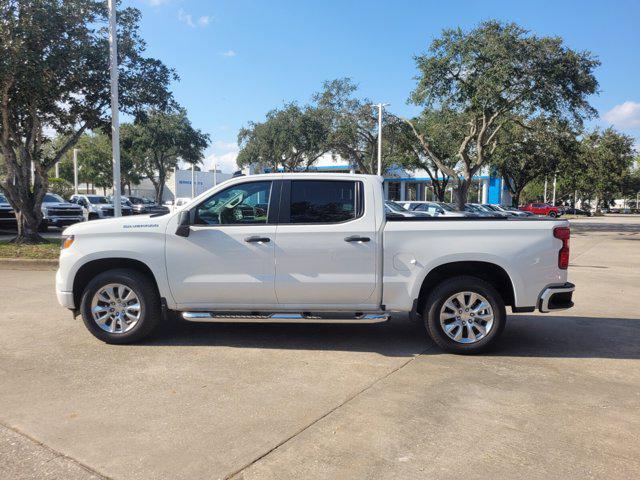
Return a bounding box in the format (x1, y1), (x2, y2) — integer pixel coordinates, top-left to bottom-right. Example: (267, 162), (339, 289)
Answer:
(553, 227), (570, 269)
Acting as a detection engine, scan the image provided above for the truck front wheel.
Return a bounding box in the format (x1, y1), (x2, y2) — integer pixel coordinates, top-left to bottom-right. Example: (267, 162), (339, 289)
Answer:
(80, 268), (161, 344)
(423, 276), (506, 354)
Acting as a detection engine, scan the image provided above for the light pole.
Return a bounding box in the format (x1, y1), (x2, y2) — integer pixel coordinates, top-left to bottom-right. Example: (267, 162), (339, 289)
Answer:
(374, 103), (389, 176)
(108, 0), (122, 216)
(191, 163), (195, 198)
(552, 175), (557, 206)
(73, 148), (79, 195)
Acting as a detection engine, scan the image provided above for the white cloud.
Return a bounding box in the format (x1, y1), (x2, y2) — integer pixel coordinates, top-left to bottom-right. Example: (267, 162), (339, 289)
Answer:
(197, 16), (211, 27)
(178, 9), (212, 28)
(177, 9), (195, 28)
(220, 50), (236, 57)
(602, 101), (640, 129)
(143, 0), (171, 6)
(204, 140), (240, 173)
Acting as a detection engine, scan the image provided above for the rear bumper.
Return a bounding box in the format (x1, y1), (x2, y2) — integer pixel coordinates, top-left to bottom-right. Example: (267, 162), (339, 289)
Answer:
(538, 282), (575, 313)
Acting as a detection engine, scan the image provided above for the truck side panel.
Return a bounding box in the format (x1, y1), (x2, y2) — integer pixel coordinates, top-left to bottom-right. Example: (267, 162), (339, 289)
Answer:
(382, 219), (568, 311)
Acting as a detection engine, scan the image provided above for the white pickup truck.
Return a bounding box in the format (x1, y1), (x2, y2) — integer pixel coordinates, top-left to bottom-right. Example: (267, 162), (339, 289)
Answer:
(56, 173), (574, 353)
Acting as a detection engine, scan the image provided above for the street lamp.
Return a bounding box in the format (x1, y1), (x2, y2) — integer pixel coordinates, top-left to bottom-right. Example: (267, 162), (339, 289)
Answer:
(108, 0), (121, 216)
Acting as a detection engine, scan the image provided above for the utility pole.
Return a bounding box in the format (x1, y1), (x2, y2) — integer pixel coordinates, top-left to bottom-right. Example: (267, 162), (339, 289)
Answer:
(544, 177), (548, 203)
(73, 149), (79, 194)
(108, 0), (122, 216)
(54, 162), (59, 178)
(552, 175), (557, 206)
(191, 163), (195, 198)
(374, 103), (389, 176)
(213, 159), (218, 186)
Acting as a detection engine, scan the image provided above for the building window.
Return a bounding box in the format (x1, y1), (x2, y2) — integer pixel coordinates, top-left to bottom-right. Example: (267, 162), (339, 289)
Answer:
(387, 182), (400, 200)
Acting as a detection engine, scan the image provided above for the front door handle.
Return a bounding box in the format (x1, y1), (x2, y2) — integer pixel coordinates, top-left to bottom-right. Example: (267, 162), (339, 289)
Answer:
(244, 236), (271, 243)
(344, 235), (370, 243)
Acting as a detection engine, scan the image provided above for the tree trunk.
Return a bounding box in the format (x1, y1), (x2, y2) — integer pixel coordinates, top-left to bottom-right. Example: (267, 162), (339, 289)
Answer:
(454, 181), (470, 210)
(13, 210), (44, 244)
(513, 191), (522, 208)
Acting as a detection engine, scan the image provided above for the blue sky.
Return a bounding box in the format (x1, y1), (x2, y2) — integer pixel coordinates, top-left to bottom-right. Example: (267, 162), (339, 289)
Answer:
(129, 0), (640, 172)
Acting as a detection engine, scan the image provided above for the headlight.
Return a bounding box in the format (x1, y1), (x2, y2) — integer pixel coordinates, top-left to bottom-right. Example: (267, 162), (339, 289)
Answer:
(61, 235), (75, 250)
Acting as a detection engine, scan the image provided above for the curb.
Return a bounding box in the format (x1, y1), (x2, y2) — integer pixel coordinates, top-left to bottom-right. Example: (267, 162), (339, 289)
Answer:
(0, 258), (58, 270)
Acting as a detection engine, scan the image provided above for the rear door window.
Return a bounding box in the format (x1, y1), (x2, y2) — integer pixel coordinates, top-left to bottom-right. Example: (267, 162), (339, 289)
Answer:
(289, 180), (362, 224)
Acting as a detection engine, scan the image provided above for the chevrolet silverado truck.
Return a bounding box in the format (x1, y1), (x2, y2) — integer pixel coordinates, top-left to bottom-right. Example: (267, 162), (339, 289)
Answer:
(56, 173), (575, 354)
(40, 193), (84, 231)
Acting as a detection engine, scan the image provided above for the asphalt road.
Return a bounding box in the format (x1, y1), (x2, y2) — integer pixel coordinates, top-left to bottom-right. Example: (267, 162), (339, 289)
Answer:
(1, 216), (639, 479)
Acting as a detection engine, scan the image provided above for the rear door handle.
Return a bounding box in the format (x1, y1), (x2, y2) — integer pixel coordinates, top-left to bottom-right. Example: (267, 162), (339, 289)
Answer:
(244, 236), (271, 243)
(344, 235), (370, 243)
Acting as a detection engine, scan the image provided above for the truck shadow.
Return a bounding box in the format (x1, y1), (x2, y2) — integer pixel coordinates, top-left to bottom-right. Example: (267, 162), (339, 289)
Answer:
(147, 314), (640, 360)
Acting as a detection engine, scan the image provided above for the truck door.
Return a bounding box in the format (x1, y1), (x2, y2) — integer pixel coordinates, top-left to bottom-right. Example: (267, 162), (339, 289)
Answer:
(273, 179), (379, 307)
(165, 180), (278, 309)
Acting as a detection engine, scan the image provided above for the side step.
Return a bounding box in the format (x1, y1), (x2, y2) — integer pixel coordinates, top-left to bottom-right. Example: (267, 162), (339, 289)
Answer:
(181, 312), (390, 324)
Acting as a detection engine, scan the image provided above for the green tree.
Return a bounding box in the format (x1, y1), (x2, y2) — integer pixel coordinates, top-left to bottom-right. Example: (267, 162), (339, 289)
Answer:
(492, 117), (579, 206)
(0, 0), (175, 242)
(407, 20), (599, 209)
(576, 128), (635, 212)
(126, 109), (210, 203)
(237, 103), (330, 172)
(313, 78), (393, 174)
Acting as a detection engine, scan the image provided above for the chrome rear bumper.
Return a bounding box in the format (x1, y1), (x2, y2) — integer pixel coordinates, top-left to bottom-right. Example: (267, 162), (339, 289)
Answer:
(538, 282), (575, 313)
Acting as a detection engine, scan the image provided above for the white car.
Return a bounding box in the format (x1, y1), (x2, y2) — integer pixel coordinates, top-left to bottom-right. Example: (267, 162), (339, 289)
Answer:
(40, 193), (84, 231)
(70, 194), (133, 220)
(56, 173), (574, 354)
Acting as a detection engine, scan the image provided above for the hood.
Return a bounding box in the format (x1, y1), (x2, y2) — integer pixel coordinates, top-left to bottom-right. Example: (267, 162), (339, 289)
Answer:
(42, 201), (81, 208)
(63, 213), (172, 236)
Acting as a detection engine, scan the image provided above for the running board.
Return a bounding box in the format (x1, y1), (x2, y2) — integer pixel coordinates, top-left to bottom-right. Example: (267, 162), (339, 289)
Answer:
(181, 312), (390, 324)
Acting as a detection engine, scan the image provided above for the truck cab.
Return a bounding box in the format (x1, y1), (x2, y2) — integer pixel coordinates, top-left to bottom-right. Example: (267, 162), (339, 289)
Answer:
(56, 173), (574, 354)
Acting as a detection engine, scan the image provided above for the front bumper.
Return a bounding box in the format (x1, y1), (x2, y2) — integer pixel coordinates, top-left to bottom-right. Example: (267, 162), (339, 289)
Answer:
(56, 289), (75, 310)
(46, 216), (84, 227)
(538, 282), (575, 313)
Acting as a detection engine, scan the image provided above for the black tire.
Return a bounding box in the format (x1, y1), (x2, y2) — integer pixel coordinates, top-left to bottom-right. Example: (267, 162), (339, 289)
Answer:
(548, 211), (557, 218)
(88, 212), (98, 220)
(80, 268), (161, 344)
(423, 276), (506, 354)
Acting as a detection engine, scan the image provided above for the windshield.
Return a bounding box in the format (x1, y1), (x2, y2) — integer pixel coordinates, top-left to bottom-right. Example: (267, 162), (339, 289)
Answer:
(0, 194), (6, 203)
(465, 204), (481, 212)
(87, 196), (110, 204)
(385, 201), (407, 213)
(439, 203), (455, 212)
(43, 193), (64, 203)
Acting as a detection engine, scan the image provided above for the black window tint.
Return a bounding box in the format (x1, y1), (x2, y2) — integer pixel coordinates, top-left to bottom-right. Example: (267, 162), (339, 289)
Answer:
(290, 181), (359, 224)
(195, 181), (272, 225)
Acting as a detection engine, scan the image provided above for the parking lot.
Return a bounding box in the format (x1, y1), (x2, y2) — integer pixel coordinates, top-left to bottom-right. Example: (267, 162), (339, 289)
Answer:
(1, 215), (639, 480)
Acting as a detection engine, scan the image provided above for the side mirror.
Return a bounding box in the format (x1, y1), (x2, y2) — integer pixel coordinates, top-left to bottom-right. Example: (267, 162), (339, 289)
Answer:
(175, 210), (191, 237)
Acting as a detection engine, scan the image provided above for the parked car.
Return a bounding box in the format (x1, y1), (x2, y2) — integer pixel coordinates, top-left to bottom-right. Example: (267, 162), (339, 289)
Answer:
(124, 196), (170, 215)
(411, 202), (468, 217)
(56, 173), (574, 354)
(462, 204), (497, 217)
(40, 193), (84, 231)
(473, 204), (509, 217)
(0, 193), (16, 227)
(519, 203), (562, 217)
(384, 201), (431, 217)
(69, 194), (133, 220)
(482, 204), (519, 217)
(499, 206), (533, 217)
(563, 207), (591, 217)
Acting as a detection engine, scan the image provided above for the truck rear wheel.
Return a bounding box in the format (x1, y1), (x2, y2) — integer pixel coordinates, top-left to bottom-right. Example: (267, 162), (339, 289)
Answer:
(423, 276), (506, 354)
(548, 211), (557, 218)
(80, 268), (160, 344)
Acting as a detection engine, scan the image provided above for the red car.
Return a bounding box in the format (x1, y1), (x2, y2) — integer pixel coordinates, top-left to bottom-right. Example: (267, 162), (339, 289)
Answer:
(519, 203), (561, 217)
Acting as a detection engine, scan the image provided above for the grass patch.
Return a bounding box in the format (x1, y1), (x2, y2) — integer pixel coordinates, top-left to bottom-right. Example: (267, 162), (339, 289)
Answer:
(0, 239), (60, 259)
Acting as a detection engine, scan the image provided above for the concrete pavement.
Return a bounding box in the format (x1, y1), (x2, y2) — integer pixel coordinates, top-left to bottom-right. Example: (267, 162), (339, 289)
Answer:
(1, 216), (639, 479)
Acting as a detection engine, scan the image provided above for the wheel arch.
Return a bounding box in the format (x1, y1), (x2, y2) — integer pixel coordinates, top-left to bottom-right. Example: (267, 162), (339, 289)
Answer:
(72, 258), (160, 310)
(415, 261), (515, 315)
